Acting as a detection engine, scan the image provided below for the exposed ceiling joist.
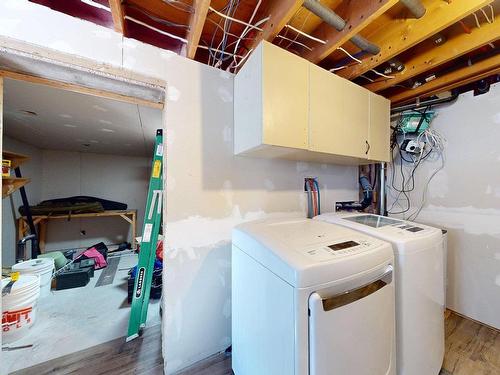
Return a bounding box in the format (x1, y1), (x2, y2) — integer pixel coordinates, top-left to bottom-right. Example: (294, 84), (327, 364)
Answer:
(389, 52), (500, 103)
(365, 16), (500, 92)
(337, 0), (494, 80)
(186, 0), (211, 59)
(245, 0), (305, 53)
(303, 0), (399, 64)
(109, 0), (127, 35)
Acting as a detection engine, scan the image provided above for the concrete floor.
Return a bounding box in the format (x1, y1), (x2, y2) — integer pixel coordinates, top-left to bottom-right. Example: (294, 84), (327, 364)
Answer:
(1, 253), (161, 375)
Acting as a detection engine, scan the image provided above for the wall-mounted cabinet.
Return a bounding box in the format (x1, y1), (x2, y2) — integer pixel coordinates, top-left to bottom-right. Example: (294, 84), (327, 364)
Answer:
(234, 41), (391, 165)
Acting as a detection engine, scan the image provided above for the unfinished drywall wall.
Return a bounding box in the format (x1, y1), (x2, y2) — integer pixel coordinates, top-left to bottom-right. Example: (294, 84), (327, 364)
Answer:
(39, 150), (150, 252)
(1, 138), (150, 263)
(0, 3), (359, 373)
(162, 57), (358, 373)
(388, 82), (500, 329)
(1, 136), (42, 267)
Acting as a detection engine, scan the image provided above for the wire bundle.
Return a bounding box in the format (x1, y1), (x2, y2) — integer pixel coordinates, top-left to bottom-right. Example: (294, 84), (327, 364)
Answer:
(305, 178), (321, 218)
(387, 112), (446, 220)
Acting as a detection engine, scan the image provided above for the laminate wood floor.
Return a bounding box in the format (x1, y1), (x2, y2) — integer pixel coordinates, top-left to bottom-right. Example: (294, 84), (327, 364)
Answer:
(9, 311), (499, 375)
(181, 311), (500, 375)
(9, 324), (163, 375)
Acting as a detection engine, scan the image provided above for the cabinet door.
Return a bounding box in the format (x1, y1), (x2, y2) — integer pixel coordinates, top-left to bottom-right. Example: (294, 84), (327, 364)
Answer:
(262, 42), (308, 149)
(368, 93), (391, 162)
(309, 66), (368, 158)
(341, 80), (370, 158)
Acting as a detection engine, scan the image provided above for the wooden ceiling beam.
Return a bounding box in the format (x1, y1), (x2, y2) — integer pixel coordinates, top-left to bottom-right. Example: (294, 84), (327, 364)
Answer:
(337, 0), (494, 80)
(389, 52), (500, 104)
(109, 0), (127, 35)
(186, 0), (211, 59)
(303, 0), (399, 64)
(365, 16), (500, 92)
(245, 0), (305, 52)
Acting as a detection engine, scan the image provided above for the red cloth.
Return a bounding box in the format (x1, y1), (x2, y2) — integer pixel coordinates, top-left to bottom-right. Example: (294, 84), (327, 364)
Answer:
(81, 248), (107, 269)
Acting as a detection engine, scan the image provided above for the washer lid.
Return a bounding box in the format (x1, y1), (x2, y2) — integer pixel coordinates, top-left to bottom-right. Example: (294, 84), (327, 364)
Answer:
(315, 213), (442, 252)
(233, 218), (393, 288)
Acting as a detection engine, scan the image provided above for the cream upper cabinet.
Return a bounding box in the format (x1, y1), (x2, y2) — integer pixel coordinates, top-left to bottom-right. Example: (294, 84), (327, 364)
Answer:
(234, 41), (308, 155)
(309, 63), (370, 159)
(234, 41), (390, 164)
(368, 92), (391, 162)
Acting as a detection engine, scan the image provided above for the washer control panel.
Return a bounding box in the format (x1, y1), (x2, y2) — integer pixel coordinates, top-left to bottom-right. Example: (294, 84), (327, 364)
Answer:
(300, 239), (375, 262)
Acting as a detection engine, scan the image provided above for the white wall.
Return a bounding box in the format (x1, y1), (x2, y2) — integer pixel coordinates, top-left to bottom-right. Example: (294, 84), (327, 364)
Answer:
(2, 136), (42, 266)
(0, 2), (359, 373)
(1, 137), (150, 263)
(40, 150), (150, 252)
(163, 59), (358, 373)
(388, 83), (500, 329)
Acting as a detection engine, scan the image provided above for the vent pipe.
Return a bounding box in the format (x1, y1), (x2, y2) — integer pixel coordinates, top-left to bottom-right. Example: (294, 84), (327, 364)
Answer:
(400, 0), (426, 19)
(303, 0), (380, 55)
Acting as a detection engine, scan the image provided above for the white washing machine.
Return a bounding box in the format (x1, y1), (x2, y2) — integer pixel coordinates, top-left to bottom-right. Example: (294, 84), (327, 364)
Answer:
(232, 218), (396, 375)
(315, 213), (444, 375)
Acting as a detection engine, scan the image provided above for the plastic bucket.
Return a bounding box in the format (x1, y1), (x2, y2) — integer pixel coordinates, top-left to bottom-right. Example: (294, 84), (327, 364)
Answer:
(2, 275), (40, 344)
(12, 258), (55, 298)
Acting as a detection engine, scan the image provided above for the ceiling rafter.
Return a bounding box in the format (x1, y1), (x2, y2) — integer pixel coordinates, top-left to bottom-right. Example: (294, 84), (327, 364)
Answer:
(186, 0), (211, 59)
(109, 0), (127, 35)
(364, 16), (500, 92)
(302, 0), (399, 64)
(337, 0), (495, 80)
(244, 0), (305, 54)
(389, 52), (500, 103)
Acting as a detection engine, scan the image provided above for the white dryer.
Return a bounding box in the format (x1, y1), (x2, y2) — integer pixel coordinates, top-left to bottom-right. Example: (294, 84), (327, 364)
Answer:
(232, 218), (396, 375)
(315, 213), (444, 375)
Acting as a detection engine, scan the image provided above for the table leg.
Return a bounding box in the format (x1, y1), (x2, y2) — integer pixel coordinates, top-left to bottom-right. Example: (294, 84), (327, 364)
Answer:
(38, 220), (47, 253)
(132, 212), (137, 249)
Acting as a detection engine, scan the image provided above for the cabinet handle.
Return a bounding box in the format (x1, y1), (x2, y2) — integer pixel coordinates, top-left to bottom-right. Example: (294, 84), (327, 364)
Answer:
(365, 140), (371, 155)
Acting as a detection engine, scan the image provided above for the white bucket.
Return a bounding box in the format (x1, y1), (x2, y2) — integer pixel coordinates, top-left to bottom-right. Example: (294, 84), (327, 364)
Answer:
(2, 275), (40, 344)
(12, 258), (55, 298)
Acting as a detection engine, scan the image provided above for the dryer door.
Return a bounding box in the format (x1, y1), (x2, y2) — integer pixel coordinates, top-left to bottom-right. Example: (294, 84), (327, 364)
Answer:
(309, 267), (396, 375)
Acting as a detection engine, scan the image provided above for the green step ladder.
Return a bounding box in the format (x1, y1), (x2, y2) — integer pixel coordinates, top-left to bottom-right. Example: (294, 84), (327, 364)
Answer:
(127, 129), (164, 341)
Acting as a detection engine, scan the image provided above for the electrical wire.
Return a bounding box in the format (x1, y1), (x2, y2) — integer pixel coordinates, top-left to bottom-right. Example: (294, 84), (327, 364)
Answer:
(161, 0), (194, 13)
(198, 44), (245, 58)
(329, 66), (347, 72)
(209, 6), (263, 32)
(230, 0), (263, 67)
(276, 35), (313, 51)
(127, 4), (190, 29)
(125, 16), (188, 43)
(480, 7), (493, 23)
(284, 24), (326, 44)
(359, 74), (375, 82)
(337, 47), (362, 63)
(370, 69), (395, 79)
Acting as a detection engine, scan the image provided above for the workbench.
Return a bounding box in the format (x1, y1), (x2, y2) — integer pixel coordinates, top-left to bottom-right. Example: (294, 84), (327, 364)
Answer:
(18, 210), (137, 252)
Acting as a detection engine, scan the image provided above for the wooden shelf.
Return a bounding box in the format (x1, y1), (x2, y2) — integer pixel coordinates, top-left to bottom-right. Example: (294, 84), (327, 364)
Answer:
(2, 177), (30, 198)
(3, 150), (29, 169)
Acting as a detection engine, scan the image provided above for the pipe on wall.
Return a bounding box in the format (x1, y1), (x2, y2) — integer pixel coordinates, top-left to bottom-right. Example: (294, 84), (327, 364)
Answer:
(400, 0), (426, 19)
(379, 162), (387, 216)
(302, 0), (380, 55)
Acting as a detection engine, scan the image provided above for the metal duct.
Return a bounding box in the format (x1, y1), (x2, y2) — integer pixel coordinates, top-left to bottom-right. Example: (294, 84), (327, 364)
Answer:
(351, 35), (380, 55)
(303, 0), (346, 30)
(302, 0), (380, 55)
(400, 0), (426, 19)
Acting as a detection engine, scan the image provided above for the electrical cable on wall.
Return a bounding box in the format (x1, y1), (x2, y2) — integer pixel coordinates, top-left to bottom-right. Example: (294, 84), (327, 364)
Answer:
(386, 109), (446, 220)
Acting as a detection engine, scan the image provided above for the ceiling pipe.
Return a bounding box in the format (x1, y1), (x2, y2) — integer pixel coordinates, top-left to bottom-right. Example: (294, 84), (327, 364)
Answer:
(302, 0), (380, 55)
(391, 93), (459, 114)
(399, 0), (426, 19)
